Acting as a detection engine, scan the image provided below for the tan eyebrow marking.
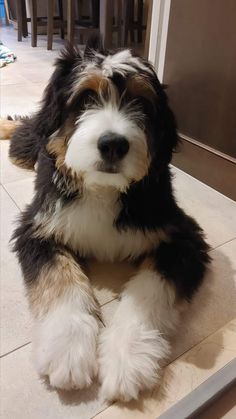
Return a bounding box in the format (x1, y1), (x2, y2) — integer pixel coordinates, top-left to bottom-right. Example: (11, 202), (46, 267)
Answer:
(69, 73), (118, 104)
(126, 74), (156, 104)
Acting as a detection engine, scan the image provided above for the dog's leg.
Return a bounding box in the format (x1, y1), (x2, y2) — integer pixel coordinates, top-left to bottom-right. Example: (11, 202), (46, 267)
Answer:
(26, 249), (100, 390)
(98, 257), (180, 402)
(99, 216), (210, 401)
(0, 116), (38, 171)
(0, 118), (21, 140)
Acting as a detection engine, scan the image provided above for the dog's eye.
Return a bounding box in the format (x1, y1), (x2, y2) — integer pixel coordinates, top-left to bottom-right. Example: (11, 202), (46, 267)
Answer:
(81, 89), (98, 102)
(70, 89), (98, 111)
(121, 91), (154, 116)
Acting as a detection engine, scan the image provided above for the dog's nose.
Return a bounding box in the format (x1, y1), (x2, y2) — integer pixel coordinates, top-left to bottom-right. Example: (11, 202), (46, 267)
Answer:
(97, 132), (129, 162)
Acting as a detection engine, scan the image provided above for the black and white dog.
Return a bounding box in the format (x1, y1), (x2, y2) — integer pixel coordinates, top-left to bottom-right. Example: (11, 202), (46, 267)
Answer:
(5, 38), (210, 401)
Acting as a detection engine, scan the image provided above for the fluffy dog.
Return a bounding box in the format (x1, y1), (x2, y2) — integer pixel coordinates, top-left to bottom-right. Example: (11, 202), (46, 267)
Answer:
(4, 37), (210, 401)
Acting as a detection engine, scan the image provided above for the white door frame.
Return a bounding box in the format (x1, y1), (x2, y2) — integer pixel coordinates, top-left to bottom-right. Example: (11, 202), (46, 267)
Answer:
(148, 0), (171, 83)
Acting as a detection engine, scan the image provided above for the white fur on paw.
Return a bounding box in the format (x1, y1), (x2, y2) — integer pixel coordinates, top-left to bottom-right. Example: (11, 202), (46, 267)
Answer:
(99, 325), (170, 402)
(34, 311), (99, 390)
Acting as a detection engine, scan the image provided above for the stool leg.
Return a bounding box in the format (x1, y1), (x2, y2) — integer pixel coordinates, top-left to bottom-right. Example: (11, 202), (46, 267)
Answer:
(22, 0), (28, 38)
(115, 0), (122, 46)
(67, 0), (75, 44)
(144, 0), (153, 58)
(121, 0), (130, 47)
(91, 0), (99, 27)
(129, 0), (135, 43)
(16, 0), (23, 42)
(58, 0), (64, 39)
(99, 0), (113, 48)
(30, 0), (37, 47)
(47, 0), (55, 50)
(77, 0), (83, 23)
(4, 0), (10, 25)
(137, 0), (143, 43)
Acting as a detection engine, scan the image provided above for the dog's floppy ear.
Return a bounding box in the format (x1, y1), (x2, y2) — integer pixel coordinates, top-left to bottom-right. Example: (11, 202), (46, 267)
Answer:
(151, 78), (179, 168)
(34, 43), (82, 137)
(9, 44), (82, 169)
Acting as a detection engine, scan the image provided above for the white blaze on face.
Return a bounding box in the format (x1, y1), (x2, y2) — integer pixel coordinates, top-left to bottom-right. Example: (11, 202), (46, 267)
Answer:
(64, 104), (150, 190)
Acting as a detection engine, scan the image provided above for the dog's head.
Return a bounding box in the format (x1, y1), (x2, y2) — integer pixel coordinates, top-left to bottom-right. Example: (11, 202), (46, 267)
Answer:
(39, 37), (178, 192)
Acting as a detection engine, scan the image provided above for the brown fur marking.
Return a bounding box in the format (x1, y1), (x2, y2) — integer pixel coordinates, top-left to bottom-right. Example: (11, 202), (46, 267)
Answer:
(47, 136), (69, 170)
(27, 252), (97, 318)
(69, 71), (156, 109)
(70, 73), (118, 104)
(10, 155), (35, 171)
(0, 118), (21, 140)
(46, 135), (83, 193)
(139, 256), (156, 271)
(127, 74), (156, 104)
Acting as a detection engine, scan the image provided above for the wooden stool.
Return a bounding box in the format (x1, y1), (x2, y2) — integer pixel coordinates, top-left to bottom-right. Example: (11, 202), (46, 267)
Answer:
(67, 0), (99, 45)
(99, 0), (146, 49)
(29, 0), (64, 50)
(16, 0), (28, 42)
(121, 0), (145, 47)
(47, 0), (64, 50)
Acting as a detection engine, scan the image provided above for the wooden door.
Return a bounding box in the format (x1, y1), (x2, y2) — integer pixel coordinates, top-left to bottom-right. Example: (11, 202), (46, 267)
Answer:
(162, 0), (236, 200)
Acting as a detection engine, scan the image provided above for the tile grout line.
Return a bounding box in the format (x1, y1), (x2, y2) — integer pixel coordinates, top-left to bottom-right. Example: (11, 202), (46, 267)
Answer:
(1, 178), (31, 187)
(167, 318), (236, 369)
(0, 341), (31, 359)
(209, 237), (236, 253)
(91, 318), (236, 419)
(100, 297), (118, 308)
(1, 183), (22, 211)
(171, 165), (236, 205)
(0, 299), (118, 359)
(91, 403), (116, 419)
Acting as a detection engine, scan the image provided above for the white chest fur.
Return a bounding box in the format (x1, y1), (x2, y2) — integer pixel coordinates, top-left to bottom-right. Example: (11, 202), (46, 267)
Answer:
(39, 189), (163, 262)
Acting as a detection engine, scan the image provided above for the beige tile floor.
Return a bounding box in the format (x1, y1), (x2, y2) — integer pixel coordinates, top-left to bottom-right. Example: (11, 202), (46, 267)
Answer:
(1, 25), (236, 419)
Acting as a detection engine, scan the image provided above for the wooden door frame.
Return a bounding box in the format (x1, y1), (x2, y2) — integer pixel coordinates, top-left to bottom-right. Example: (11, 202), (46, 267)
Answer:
(148, 0), (171, 82)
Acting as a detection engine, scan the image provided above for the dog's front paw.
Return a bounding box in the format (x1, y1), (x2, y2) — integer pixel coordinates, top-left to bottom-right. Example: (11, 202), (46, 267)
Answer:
(99, 325), (170, 401)
(34, 311), (100, 390)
